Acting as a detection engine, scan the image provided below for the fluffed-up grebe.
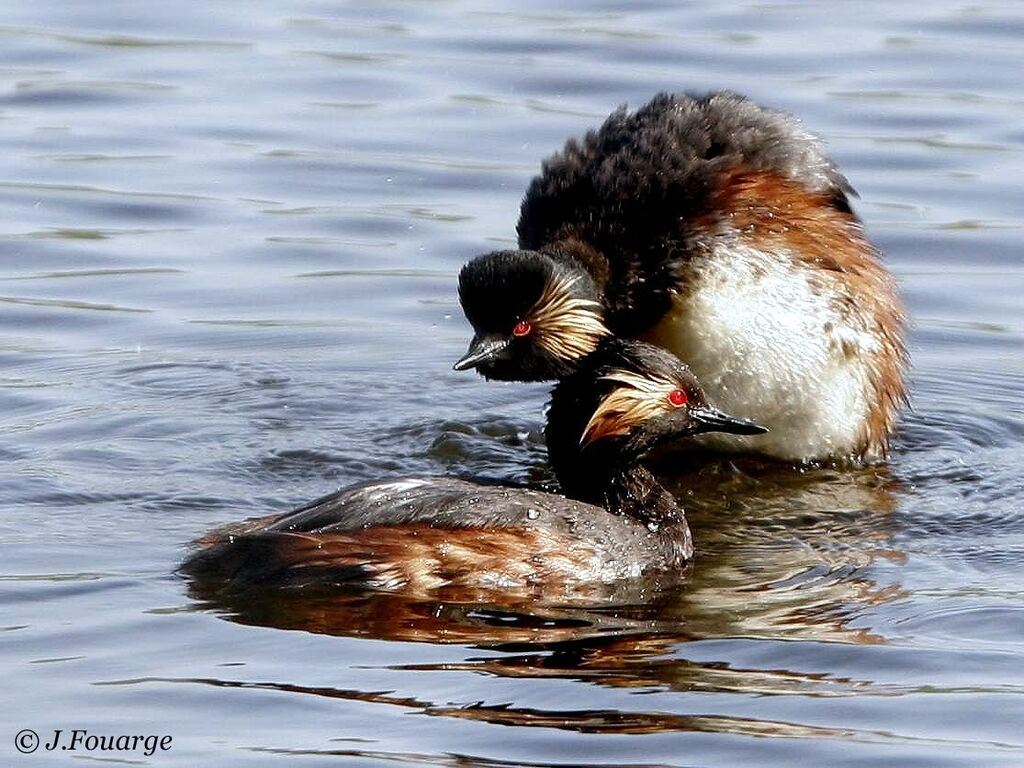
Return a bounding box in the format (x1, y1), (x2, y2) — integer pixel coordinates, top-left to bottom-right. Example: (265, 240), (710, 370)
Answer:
(182, 339), (765, 592)
(454, 91), (907, 462)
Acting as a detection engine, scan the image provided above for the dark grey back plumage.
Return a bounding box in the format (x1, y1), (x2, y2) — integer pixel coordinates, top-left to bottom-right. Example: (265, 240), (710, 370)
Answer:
(183, 476), (693, 588)
(267, 476), (592, 532)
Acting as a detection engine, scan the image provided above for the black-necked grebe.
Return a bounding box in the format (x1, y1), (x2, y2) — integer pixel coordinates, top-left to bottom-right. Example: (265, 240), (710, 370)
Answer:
(182, 339), (765, 592)
(454, 91), (907, 462)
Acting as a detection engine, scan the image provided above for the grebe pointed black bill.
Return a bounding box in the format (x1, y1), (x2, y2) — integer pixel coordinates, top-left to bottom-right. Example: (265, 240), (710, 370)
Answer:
(453, 335), (508, 371)
(690, 407), (768, 436)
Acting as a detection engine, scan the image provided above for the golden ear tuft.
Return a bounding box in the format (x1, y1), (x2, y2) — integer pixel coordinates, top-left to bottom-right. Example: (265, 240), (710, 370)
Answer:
(529, 274), (609, 362)
(580, 369), (678, 446)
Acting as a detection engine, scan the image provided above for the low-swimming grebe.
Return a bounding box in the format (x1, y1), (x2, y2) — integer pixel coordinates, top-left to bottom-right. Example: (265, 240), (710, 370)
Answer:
(454, 91), (908, 462)
(182, 339), (765, 592)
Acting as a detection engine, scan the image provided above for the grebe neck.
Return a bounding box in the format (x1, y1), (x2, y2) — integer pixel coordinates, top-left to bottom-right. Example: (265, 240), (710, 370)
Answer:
(600, 464), (685, 529)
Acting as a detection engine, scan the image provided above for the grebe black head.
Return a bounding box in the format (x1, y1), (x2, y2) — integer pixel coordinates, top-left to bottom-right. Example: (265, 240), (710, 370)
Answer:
(546, 338), (766, 517)
(454, 249), (607, 381)
(183, 339), (765, 593)
(455, 90), (908, 462)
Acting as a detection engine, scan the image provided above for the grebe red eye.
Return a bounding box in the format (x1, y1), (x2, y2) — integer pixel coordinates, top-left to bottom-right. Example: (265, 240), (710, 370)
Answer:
(668, 389), (688, 407)
(512, 320), (531, 337)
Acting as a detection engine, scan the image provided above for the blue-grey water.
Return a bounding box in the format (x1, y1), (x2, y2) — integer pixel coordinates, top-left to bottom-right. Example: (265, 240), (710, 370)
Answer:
(2, 1), (1023, 766)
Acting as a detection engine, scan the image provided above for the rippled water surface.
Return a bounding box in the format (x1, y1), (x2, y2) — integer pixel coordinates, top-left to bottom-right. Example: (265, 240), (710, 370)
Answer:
(2, 1), (1023, 766)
